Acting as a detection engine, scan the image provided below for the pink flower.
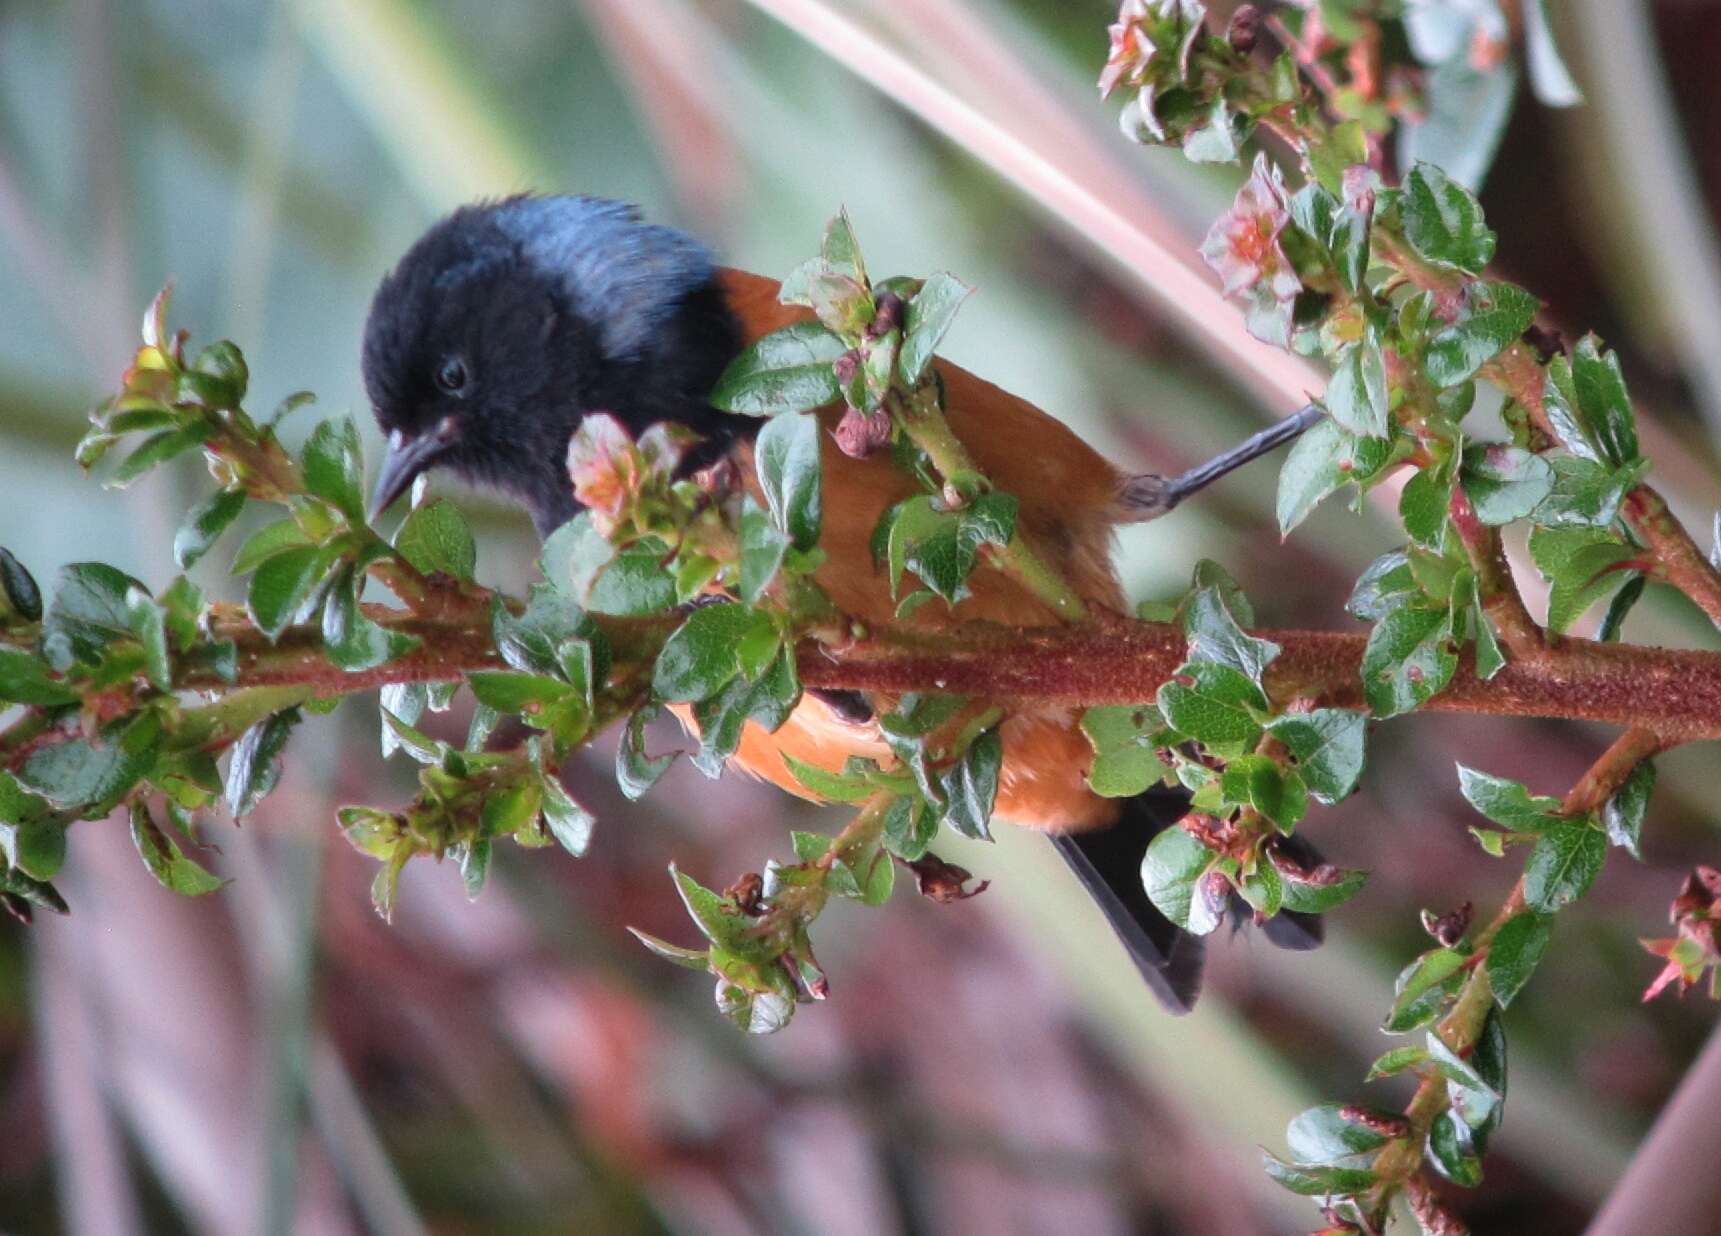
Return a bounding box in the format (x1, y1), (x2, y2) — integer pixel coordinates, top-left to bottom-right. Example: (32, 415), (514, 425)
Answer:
(1199, 154), (1301, 303)
(566, 414), (698, 534)
(567, 413), (637, 530)
(1099, 1), (1155, 97)
(1099, 0), (1208, 96)
(1641, 866), (1721, 1002)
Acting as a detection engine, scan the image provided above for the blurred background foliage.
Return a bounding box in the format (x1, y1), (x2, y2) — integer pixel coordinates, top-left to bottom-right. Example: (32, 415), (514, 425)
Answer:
(0, 1), (1718, 1232)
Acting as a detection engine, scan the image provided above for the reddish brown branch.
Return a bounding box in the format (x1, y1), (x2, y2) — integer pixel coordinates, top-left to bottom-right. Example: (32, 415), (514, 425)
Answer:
(1623, 487), (1721, 629)
(1369, 726), (1664, 1217)
(802, 620), (1721, 739)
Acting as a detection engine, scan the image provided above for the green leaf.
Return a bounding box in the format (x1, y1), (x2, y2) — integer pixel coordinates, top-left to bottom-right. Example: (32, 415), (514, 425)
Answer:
(899, 271), (971, 384)
(1140, 826), (1222, 936)
(853, 840), (895, 905)
(781, 754), (875, 803)
(539, 512), (610, 605)
(105, 425), (210, 487)
(1277, 864), (1368, 914)
(1267, 710), (1367, 804)
(1602, 758), (1655, 859)
(1487, 911), (1554, 1007)
(710, 321), (844, 415)
(1157, 662), (1267, 748)
(248, 544), (339, 641)
(585, 537), (678, 617)
(1543, 354), (1602, 463)
(626, 927), (710, 971)
(805, 271), (874, 344)
(174, 488), (246, 570)
(739, 498), (790, 604)
(1427, 1027), (1500, 1106)
(224, 709), (301, 817)
(467, 703), (500, 752)
(1325, 332), (1390, 438)
(1220, 754), (1285, 820)
(163, 578), (205, 650)
(0, 548), (43, 621)
(492, 585), (607, 682)
(540, 777), (595, 857)
(756, 411), (823, 550)
(130, 800), (224, 895)
(1528, 525), (1634, 633)
(379, 683), (427, 759)
(820, 208), (867, 284)
(1181, 584), (1280, 689)
(1461, 445), (1554, 525)
(1080, 705), (1170, 798)
(231, 518), (313, 575)
(466, 670), (576, 716)
(0, 649), (79, 707)
(41, 562), (148, 670)
(124, 587), (172, 691)
(1366, 1046), (1431, 1082)
(1470, 586), (1506, 681)
(1424, 281), (1538, 388)
(1532, 456), (1641, 528)
(1569, 335), (1639, 466)
(3, 815), (65, 881)
(1276, 418), (1394, 535)
(1285, 1103), (1393, 1167)
(687, 673), (761, 778)
(1399, 465), (1454, 551)
(938, 729), (1002, 840)
(338, 805), (405, 858)
(700, 658), (791, 759)
(881, 794), (936, 862)
(617, 703), (676, 800)
(1456, 765), (1563, 832)
(394, 498), (476, 580)
(20, 734), (151, 813)
(321, 566), (419, 672)
(1261, 1152), (1378, 1198)
(1347, 550), (1418, 620)
(1523, 818), (1606, 912)
(1401, 162), (1496, 273)
(674, 554), (723, 606)
(1361, 602), (1457, 717)
(481, 774), (543, 841)
(1426, 1111), (1484, 1188)
(301, 415), (366, 520)
(670, 864), (763, 956)
(458, 840), (491, 897)
(716, 979), (795, 1036)
(653, 603), (773, 703)
(371, 841), (411, 923)
(1384, 947), (1466, 1033)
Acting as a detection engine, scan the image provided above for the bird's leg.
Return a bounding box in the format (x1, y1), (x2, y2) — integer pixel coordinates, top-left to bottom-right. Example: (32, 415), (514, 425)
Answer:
(1118, 403), (1325, 522)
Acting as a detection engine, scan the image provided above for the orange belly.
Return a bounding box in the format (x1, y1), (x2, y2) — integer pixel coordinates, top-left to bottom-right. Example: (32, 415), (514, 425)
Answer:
(686, 269), (1134, 834)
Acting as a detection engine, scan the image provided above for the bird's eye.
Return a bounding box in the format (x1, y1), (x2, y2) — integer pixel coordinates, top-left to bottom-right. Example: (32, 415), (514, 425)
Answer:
(434, 356), (469, 395)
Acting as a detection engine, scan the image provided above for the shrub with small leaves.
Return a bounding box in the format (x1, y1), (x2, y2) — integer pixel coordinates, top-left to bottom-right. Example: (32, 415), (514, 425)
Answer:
(3, 6), (1721, 1232)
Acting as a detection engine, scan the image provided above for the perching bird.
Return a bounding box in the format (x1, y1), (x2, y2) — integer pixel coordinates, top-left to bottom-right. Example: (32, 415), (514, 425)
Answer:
(361, 194), (1323, 1012)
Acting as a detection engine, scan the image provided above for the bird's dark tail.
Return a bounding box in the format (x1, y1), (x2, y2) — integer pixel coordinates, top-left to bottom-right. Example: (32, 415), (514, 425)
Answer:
(1049, 785), (1207, 1014)
(1049, 786), (1326, 1014)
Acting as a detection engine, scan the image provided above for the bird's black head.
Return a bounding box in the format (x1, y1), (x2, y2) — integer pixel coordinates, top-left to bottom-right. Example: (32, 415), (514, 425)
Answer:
(362, 195), (744, 537)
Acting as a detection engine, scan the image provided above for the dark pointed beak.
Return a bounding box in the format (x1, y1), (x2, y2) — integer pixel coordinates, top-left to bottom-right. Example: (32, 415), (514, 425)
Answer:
(369, 427), (450, 522)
